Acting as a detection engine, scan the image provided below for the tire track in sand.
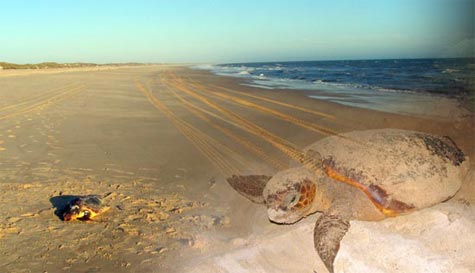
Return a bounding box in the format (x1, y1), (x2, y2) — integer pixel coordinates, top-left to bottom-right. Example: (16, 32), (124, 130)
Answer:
(166, 73), (340, 137)
(0, 84), (86, 121)
(166, 72), (365, 146)
(155, 78), (288, 171)
(159, 72), (316, 167)
(152, 79), (255, 170)
(135, 79), (245, 176)
(177, 74), (368, 131)
(0, 82), (81, 113)
(195, 81), (337, 120)
(209, 84), (336, 120)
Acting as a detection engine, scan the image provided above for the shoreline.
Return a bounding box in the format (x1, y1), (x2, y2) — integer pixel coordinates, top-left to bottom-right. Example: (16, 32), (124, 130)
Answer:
(0, 65), (473, 273)
(193, 63), (474, 120)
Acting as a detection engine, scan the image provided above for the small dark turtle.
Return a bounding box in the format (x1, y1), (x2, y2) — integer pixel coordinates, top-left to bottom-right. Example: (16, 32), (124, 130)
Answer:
(63, 195), (108, 221)
(227, 129), (469, 273)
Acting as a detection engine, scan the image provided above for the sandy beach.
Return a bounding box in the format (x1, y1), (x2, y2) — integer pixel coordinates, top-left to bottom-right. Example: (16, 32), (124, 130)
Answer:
(0, 65), (474, 273)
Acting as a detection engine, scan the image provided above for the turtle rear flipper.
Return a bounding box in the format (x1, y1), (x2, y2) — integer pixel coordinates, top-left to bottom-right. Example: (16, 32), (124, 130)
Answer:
(314, 214), (350, 273)
(227, 175), (272, 204)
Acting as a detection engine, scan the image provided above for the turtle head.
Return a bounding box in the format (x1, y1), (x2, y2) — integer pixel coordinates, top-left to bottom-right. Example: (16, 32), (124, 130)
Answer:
(263, 168), (318, 224)
(63, 204), (82, 221)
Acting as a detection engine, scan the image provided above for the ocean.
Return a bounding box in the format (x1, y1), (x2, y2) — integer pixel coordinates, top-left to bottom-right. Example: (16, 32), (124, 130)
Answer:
(196, 58), (474, 115)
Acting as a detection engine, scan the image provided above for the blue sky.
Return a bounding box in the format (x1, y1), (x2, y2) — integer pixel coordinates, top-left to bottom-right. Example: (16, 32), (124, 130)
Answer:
(1, 0), (473, 63)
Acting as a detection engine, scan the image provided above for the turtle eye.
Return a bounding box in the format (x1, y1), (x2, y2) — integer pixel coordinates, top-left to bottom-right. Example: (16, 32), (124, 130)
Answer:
(284, 193), (300, 207)
(290, 195), (296, 204)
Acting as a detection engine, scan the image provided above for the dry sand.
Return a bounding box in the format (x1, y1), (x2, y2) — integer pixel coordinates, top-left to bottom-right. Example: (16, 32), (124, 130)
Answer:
(0, 65), (144, 78)
(0, 65), (473, 273)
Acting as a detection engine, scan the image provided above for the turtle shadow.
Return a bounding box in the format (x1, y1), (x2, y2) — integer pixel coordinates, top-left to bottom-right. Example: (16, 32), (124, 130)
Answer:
(50, 195), (80, 221)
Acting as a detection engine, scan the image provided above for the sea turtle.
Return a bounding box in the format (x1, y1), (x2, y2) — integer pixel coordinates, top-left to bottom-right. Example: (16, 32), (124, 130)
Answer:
(62, 195), (109, 221)
(227, 129), (469, 273)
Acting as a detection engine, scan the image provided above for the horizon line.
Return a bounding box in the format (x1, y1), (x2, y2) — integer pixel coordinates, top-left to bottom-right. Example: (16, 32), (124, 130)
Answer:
(1, 56), (474, 67)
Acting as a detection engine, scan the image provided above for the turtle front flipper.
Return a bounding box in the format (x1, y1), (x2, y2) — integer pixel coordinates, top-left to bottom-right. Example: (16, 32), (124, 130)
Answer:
(314, 214), (350, 273)
(227, 175), (272, 204)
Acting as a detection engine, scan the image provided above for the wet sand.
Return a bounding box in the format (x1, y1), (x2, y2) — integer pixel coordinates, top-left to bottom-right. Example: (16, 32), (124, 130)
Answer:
(0, 65), (473, 273)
